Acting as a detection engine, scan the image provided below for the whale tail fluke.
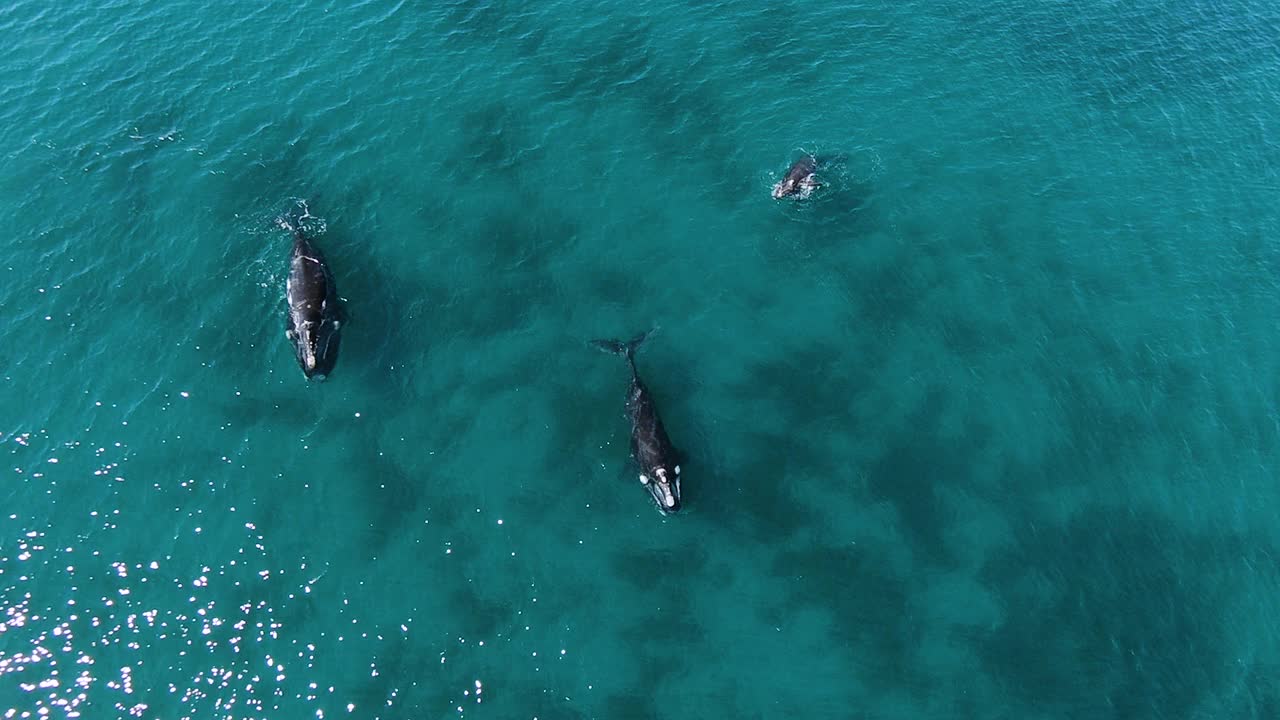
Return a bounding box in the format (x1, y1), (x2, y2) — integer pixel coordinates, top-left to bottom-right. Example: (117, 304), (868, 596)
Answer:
(591, 330), (653, 375)
(276, 199), (314, 240)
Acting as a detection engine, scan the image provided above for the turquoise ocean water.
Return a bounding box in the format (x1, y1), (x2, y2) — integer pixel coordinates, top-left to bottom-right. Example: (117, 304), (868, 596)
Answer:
(3, 0), (1280, 717)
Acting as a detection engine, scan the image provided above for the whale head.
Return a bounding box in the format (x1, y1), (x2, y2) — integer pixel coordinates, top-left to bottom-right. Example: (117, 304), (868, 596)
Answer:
(292, 318), (341, 381)
(641, 465), (682, 514)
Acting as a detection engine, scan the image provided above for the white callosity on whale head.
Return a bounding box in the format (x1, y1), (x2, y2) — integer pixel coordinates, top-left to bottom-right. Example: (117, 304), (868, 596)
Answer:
(654, 467), (677, 508)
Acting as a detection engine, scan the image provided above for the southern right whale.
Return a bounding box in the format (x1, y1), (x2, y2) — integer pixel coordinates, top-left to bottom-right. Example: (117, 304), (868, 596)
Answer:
(772, 153), (821, 200)
(592, 331), (683, 514)
(278, 211), (342, 380)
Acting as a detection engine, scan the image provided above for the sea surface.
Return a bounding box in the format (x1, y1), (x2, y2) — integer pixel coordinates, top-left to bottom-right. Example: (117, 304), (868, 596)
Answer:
(3, 0), (1280, 718)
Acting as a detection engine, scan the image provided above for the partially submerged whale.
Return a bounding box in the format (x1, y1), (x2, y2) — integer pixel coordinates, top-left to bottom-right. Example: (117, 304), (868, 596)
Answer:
(772, 154), (821, 200)
(592, 332), (683, 514)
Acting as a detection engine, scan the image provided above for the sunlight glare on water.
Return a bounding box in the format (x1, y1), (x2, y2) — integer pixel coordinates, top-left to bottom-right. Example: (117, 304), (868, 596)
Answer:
(3, 0), (1280, 717)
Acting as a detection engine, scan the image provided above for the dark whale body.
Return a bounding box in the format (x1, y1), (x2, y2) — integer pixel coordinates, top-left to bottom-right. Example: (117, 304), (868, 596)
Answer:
(772, 154), (821, 199)
(282, 222), (341, 380)
(592, 332), (683, 514)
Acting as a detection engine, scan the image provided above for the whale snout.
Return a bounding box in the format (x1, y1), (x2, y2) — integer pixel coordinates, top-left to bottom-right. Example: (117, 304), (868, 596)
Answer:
(291, 318), (341, 380)
(643, 466), (682, 515)
(646, 483), (681, 514)
(301, 345), (324, 380)
(660, 491), (681, 513)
